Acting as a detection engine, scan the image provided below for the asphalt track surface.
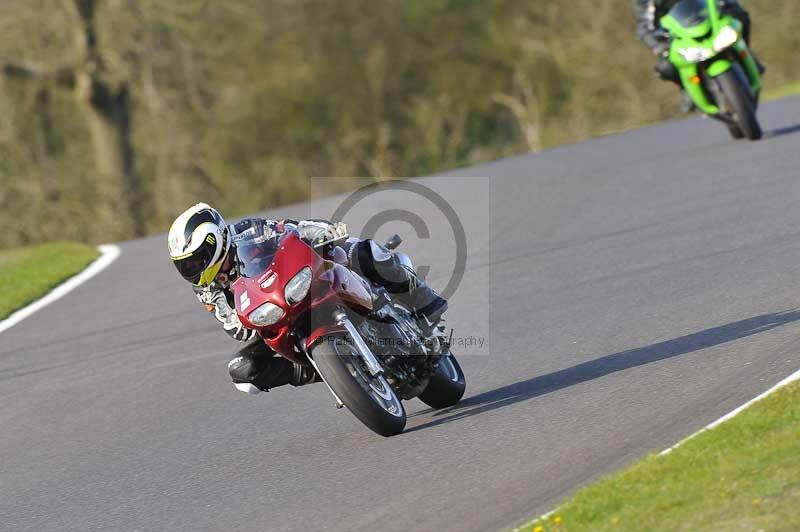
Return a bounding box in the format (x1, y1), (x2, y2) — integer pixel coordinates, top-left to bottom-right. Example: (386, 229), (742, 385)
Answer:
(3, 97), (800, 532)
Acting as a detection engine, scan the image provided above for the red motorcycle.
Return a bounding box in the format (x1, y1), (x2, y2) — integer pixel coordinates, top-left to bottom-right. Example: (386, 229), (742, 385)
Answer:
(230, 230), (466, 436)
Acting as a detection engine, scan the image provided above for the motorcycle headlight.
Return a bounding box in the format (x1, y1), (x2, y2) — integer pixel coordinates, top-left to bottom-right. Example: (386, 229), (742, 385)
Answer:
(713, 26), (738, 52)
(678, 46), (714, 63)
(248, 302), (284, 326)
(284, 266), (312, 305)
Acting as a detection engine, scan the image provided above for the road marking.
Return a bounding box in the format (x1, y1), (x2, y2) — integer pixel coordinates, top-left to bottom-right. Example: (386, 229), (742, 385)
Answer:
(0, 244), (121, 335)
(513, 366), (800, 531)
(511, 508), (559, 532)
(660, 366), (800, 455)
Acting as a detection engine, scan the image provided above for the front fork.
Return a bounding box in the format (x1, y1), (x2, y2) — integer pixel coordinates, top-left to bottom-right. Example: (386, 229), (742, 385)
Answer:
(683, 41), (761, 115)
(305, 356), (345, 409)
(302, 310), (387, 409)
(728, 40), (761, 95)
(333, 310), (385, 377)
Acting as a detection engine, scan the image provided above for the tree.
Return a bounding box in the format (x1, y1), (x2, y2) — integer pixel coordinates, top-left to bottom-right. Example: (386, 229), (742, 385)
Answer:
(2, 0), (142, 239)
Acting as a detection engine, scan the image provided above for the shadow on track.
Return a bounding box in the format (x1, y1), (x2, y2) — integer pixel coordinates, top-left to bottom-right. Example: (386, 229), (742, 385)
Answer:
(765, 124), (800, 138)
(407, 309), (800, 432)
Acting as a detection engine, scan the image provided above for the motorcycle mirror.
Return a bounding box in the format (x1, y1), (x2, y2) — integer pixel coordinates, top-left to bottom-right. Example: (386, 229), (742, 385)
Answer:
(384, 234), (402, 250)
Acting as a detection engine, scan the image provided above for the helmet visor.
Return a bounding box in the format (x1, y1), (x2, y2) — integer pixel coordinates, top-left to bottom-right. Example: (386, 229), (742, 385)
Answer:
(173, 243), (215, 285)
(668, 0), (709, 29)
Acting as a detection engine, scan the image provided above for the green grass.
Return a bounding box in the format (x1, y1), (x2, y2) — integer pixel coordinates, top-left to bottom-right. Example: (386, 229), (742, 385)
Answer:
(517, 380), (800, 532)
(0, 242), (99, 320)
(763, 82), (800, 101)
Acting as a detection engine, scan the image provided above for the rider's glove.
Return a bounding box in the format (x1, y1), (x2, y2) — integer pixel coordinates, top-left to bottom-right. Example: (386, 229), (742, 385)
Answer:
(223, 319), (258, 342)
(196, 285), (257, 343)
(328, 222), (349, 242)
(300, 220), (348, 249)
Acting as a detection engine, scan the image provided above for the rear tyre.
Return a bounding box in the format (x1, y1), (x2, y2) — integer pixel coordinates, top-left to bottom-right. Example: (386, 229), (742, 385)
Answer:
(311, 334), (406, 437)
(717, 64), (762, 140)
(418, 352), (466, 409)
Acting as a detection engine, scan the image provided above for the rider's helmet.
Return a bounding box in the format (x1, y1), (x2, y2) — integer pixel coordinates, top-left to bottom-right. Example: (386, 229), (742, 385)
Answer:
(167, 203), (230, 286)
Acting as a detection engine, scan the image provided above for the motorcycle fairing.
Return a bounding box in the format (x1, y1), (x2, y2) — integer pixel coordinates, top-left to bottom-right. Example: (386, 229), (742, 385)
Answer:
(230, 231), (374, 361)
(661, 3), (760, 115)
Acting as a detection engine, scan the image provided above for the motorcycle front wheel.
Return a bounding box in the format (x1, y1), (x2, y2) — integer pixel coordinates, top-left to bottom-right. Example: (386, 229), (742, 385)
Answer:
(311, 333), (407, 437)
(717, 63), (762, 140)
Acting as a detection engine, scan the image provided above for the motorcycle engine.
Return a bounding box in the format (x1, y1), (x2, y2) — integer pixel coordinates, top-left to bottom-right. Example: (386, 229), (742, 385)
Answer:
(359, 302), (436, 400)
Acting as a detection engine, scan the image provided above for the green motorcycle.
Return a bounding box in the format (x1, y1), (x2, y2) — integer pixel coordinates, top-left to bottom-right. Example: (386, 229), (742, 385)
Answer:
(661, 0), (762, 140)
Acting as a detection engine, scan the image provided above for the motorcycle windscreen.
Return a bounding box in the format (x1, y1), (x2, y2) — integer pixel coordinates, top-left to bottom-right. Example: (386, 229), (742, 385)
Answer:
(668, 0), (711, 34)
(234, 233), (280, 278)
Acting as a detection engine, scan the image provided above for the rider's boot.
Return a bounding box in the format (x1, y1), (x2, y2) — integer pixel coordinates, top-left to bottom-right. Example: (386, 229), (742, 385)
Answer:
(680, 89), (696, 113)
(289, 363), (322, 387)
(655, 57), (695, 113)
(246, 359), (320, 391)
(229, 344), (320, 394)
(398, 271), (448, 329)
(372, 253), (448, 329)
(350, 239), (448, 329)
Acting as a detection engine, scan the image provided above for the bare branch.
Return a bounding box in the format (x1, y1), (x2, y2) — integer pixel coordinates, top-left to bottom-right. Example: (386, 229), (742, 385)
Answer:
(2, 61), (76, 87)
(3, 61), (49, 80)
(492, 92), (540, 152)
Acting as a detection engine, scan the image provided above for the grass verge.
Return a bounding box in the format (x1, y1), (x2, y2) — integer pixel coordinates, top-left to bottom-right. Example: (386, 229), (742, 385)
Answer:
(0, 242), (99, 320)
(516, 380), (800, 532)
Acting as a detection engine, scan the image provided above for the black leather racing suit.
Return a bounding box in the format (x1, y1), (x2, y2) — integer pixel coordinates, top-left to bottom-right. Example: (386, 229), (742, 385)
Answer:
(195, 217), (446, 394)
(634, 0), (752, 83)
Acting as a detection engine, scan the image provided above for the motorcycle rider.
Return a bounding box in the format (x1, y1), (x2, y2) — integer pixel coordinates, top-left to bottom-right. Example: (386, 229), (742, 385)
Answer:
(634, 0), (762, 111)
(167, 203), (447, 394)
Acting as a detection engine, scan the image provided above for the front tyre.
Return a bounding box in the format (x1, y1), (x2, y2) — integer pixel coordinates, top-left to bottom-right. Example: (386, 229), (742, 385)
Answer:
(726, 123), (745, 139)
(717, 64), (762, 140)
(418, 351), (466, 408)
(311, 334), (406, 436)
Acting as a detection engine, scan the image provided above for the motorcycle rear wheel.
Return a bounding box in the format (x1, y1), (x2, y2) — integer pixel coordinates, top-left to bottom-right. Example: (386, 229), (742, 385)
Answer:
(418, 351), (466, 409)
(311, 333), (407, 437)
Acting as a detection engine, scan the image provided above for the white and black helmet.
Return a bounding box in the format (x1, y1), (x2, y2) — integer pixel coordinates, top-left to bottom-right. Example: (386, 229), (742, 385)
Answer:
(167, 203), (230, 286)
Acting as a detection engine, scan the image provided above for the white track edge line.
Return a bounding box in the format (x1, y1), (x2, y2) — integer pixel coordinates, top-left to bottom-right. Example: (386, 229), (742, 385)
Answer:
(511, 508), (560, 532)
(513, 366), (800, 530)
(659, 366), (800, 455)
(0, 244), (121, 335)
